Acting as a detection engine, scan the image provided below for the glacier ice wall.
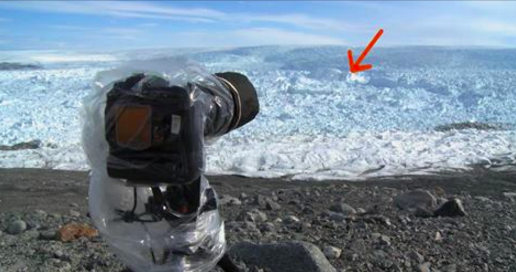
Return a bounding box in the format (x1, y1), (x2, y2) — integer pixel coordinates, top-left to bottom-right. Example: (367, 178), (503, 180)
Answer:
(0, 46), (515, 179)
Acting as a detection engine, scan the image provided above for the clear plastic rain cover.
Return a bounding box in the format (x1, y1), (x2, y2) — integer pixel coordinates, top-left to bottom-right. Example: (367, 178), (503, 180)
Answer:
(81, 58), (233, 272)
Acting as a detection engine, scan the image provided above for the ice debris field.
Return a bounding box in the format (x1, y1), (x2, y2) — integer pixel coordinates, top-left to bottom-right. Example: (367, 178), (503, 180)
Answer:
(1, 46), (515, 180)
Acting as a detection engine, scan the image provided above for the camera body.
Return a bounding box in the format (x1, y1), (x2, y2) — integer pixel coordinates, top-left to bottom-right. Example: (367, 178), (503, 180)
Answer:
(105, 74), (204, 185)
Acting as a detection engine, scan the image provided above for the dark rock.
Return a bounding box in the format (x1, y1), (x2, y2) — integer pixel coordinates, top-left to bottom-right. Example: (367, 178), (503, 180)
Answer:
(434, 198), (466, 217)
(435, 122), (505, 132)
(0, 140), (42, 151)
(414, 207), (434, 218)
(328, 212), (347, 223)
(408, 250), (424, 264)
(40, 230), (57, 240)
(259, 222), (276, 233)
(0, 62), (42, 70)
(229, 241), (336, 272)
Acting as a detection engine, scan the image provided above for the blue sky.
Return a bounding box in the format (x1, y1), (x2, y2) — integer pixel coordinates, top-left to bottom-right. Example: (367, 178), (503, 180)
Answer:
(1, 1), (516, 51)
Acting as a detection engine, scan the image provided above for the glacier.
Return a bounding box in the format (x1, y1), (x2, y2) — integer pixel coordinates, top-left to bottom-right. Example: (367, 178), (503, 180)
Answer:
(0, 46), (515, 180)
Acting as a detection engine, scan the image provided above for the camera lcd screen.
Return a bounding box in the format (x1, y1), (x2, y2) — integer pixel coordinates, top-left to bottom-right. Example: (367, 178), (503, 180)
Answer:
(115, 105), (152, 150)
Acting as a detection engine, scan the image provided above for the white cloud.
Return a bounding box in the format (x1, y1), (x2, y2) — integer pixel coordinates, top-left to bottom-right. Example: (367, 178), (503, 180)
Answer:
(475, 20), (516, 36)
(232, 27), (346, 45)
(176, 27), (346, 47)
(235, 13), (368, 33)
(0, 1), (363, 32)
(0, 1), (222, 23)
(103, 27), (141, 35)
(48, 25), (91, 31)
(139, 23), (159, 28)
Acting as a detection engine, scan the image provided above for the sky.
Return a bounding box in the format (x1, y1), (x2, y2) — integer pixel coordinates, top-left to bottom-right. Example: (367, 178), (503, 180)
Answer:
(0, 1), (516, 51)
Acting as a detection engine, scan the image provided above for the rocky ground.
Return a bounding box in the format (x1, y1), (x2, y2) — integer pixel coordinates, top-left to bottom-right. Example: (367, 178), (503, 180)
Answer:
(1, 167), (516, 272)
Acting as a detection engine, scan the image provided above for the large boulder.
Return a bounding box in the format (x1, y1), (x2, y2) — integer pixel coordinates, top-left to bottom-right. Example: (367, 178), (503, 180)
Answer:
(394, 190), (437, 210)
(229, 241), (336, 272)
(434, 198), (466, 217)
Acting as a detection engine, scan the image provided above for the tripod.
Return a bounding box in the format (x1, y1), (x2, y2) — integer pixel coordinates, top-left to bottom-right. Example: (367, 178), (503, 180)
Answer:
(115, 178), (240, 272)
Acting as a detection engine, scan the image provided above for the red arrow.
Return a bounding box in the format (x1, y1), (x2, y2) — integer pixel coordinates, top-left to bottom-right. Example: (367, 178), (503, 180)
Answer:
(348, 29), (384, 73)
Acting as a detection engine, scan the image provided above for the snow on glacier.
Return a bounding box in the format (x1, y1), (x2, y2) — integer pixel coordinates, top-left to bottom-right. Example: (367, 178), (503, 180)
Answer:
(0, 46), (515, 180)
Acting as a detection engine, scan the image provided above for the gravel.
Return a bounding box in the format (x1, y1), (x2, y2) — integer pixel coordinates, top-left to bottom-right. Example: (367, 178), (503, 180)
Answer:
(1, 168), (516, 271)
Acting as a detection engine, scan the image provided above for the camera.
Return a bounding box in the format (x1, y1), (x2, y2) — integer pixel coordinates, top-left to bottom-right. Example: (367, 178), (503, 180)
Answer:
(104, 72), (259, 185)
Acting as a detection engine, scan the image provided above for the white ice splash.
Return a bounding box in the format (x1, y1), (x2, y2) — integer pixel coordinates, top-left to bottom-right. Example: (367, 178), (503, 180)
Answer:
(346, 72), (369, 84)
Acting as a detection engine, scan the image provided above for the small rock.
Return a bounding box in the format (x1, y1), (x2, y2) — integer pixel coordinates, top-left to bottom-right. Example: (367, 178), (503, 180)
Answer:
(356, 208), (367, 214)
(434, 198), (466, 217)
(259, 222), (276, 233)
(329, 203), (356, 215)
(394, 190), (437, 210)
(328, 212), (347, 223)
(7, 220), (27, 235)
(265, 199), (281, 210)
(435, 231), (443, 242)
(40, 230), (57, 240)
(408, 250), (424, 264)
(238, 209), (267, 222)
(355, 221), (368, 230)
(323, 246), (342, 259)
(418, 262), (431, 272)
(254, 195), (267, 206)
(34, 210), (47, 217)
(503, 192), (516, 200)
(219, 194), (242, 206)
(474, 196), (491, 202)
(243, 222), (259, 232)
(20, 230), (40, 240)
(284, 215), (301, 224)
(379, 235), (391, 246)
(302, 207), (315, 214)
(442, 263), (457, 272)
(54, 250), (64, 259)
(70, 210), (81, 217)
(57, 261), (72, 272)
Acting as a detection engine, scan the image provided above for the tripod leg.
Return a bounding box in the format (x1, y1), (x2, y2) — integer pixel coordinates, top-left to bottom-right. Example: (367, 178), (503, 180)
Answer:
(217, 253), (240, 272)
